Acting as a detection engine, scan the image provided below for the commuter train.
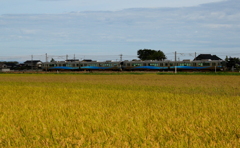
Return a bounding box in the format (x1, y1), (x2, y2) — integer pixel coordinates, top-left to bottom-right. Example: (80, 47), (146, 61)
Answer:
(41, 59), (224, 71)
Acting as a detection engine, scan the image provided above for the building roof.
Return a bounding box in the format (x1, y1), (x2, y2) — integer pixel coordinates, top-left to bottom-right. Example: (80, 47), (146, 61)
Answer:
(65, 59), (79, 62)
(4, 63), (17, 67)
(0, 64), (8, 69)
(194, 54), (222, 61)
(24, 60), (41, 63)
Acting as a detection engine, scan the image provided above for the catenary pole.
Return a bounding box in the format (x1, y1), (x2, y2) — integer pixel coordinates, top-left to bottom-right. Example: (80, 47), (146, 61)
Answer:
(120, 54), (123, 62)
(45, 53), (48, 62)
(31, 55), (33, 70)
(175, 51), (177, 73)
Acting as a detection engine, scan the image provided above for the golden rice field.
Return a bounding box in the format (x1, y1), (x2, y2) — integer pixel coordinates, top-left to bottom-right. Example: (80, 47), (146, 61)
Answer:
(0, 73), (239, 147)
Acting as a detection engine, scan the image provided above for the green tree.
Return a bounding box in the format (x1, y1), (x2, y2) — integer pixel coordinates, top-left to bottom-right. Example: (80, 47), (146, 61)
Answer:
(225, 57), (240, 71)
(50, 58), (55, 62)
(137, 49), (166, 61)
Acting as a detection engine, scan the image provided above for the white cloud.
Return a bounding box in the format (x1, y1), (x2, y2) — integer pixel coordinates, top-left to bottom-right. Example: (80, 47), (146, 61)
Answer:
(0, 0), (240, 60)
(20, 29), (38, 34)
(1, 0), (225, 14)
(203, 24), (233, 29)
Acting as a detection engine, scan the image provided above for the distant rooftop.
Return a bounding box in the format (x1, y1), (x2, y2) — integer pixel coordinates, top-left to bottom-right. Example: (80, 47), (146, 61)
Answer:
(194, 54), (222, 61)
(65, 59), (79, 62)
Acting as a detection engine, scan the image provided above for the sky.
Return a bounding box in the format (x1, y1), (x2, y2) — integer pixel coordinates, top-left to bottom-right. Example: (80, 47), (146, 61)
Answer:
(0, 0), (240, 61)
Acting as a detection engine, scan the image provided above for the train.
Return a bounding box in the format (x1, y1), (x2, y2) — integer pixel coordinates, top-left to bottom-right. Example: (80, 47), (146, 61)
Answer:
(41, 59), (224, 71)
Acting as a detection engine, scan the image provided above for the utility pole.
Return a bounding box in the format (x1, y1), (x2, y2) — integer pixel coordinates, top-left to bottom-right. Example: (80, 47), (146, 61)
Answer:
(119, 54), (123, 71)
(31, 55), (33, 70)
(66, 55), (68, 60)
(74, 54), (75, 60)
(45, 53), (48, 71)
(120, 54), (123, 62)
(45, 53), (48, 62)
(175, 51), (177, 73)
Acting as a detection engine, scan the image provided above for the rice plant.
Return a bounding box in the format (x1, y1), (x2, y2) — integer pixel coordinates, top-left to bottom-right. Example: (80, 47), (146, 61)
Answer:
(0, 74), (239, 147)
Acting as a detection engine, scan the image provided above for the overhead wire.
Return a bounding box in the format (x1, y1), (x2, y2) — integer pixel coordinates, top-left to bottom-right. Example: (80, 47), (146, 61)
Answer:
(1, 52), (239, 62)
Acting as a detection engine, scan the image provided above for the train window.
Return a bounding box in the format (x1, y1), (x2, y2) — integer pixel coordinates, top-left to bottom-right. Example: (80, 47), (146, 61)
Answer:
(165, 63), (168, 66)
(203, 63), (210, 66)
(198, 63), (203, 66)
(160, 63), (163, 66)
(149, 63), (158, 66)
(179, 63), (191, 66)
(169, 63), (173, 66)
(76, 64), (79, 67)
(193, 63), (197, 66)
(132, 63), (142, 66)
(103, 64), (112, 67)
(88, 64), (98, 66)
(212, 63), (216, 66)
(143, 63), (146, 66)
(49, 64), (54, 66)
(127, 63), (130, 66)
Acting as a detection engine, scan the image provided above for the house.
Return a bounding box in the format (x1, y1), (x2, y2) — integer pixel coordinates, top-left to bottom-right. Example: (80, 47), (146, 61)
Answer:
(0, 63), (7, 69)
(0, 63), (10, 72)
(24, 60), (42, 69)
(194, 54), (222, 61)
(4, 63), (18, 69)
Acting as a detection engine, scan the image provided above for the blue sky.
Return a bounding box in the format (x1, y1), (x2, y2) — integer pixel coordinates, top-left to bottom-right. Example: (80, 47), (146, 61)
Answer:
(1, 0), (240, 61)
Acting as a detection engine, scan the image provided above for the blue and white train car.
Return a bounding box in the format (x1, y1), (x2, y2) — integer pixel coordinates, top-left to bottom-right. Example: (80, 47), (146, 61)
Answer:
(41, 59), (223, 71)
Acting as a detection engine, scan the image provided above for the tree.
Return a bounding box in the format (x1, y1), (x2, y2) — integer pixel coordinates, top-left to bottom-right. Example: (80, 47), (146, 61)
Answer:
(137, 49), (166, 61)
(50, 58), (55, 62)
(225, 57), (240, 71)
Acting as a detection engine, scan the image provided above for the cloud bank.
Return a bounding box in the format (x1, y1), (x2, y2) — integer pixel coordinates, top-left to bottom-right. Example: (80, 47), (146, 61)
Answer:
(0, 0), (239, 60)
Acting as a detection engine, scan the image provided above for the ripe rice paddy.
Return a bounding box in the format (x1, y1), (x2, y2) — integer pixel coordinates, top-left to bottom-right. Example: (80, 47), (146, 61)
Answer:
(0, 74), (239, 147)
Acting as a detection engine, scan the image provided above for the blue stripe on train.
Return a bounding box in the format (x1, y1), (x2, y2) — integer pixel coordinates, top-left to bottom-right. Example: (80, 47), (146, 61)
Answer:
(132, 66), (168, 70)
(169, 66), (222, 69)
(169, 66), (210, 69)
(81, 66), (114, 70)
(49, 66), (79, 70)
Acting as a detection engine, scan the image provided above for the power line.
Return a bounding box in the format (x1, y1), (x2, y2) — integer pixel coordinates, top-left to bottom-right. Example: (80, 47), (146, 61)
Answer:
(1, 52), (239, 62)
